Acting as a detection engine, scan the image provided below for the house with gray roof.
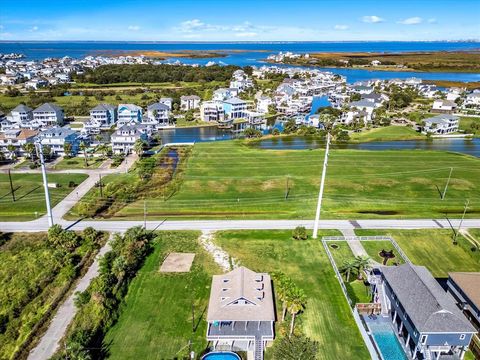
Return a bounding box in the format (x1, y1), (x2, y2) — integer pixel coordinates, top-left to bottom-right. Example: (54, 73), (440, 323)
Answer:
(180, 95), (201, 111)
(206, 266), (275, 360)
(223, 97), (249, 120)
(33, 103), (64, 127)
(117, 104), (142, 126)
(145, 102), (172, 128)
(110, 124), (149, 154)
(7, 104), (33, 126)
(375, 264), (476, 359)
(87, 104), (117, 132)
(37, 126), (80, 156)
(422, 114), (459, 135)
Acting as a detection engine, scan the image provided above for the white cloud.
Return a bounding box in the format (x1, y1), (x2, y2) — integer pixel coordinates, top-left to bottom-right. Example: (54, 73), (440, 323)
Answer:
(235, 32), (257, 37)
(127, 25), (140, 31)
(30, 26), (39, 32)
(362, 15), (385, 23)
(177, 19), (221, 33)
(428, 18), (437, 24)
(398, 17), (423, 25)
(334, 24), (349, 30)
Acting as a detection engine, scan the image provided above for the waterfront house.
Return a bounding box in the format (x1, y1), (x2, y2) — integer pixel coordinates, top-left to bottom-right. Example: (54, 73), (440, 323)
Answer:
(422, 114), (459, 134)
(464, 92), (480, 107)
(206, 266), (275, 359)
(117, 104), (142, 126)
(432, 99), (458, 114)
(372, 263), (476, 360)
(180, 95), (201, 111)
(0, 129), (38, 158)
(111, 124), (149, 154)
(213, 88), (237, 101)
(37, 126), (80, 156)
(223, 97), (248, 120)
(201, 101), (226, 123)
(84, 104), (117, 133)
(146, 102), (171, 128)
(158, 97), (173, 110)
(350, 100), (376, 122)
(32, 103), (64, 127)
(256, 96), (273, 114)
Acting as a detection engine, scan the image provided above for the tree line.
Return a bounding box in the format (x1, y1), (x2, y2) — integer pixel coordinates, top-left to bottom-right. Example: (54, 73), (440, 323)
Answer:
(75, 64), (241, 84)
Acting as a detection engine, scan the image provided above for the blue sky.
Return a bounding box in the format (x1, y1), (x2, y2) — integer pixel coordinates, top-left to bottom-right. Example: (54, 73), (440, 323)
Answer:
(1, 0), (479, 41)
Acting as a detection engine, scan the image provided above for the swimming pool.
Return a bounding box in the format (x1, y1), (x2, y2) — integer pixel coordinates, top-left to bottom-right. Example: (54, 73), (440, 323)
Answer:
(201, 351), (241, 360)
(366, 317), (408, 360)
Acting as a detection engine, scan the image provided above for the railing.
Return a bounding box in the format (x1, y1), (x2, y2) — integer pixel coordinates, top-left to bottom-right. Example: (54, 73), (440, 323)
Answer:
(321, 239), (352, 307)
(471, 334), (480, 360)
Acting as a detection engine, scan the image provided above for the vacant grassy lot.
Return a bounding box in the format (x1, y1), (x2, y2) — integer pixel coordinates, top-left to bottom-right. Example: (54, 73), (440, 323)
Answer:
(53, 157), (104, 170)
(214, 230), (369, 360)
(80, 140), (480, 220)
(355, 229), (480, 277)
(350, 126), (424, 142)
(0, 231), (100, 359)
(0, 173), (88, 221)
(104, 231), (217, 359)
(459, 116), (480, 136)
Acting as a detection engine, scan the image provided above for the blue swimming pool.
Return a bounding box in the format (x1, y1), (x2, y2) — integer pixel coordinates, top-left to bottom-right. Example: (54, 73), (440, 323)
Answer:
(366, 317), (408, 360)
(201, 351), (241, 360)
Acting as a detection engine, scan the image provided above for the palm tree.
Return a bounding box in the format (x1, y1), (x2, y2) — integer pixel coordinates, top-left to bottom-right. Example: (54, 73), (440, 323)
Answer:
(274, 273), (293, 322)
(354, 256), (371, 280)
(79, 141), (88, 167)
(340, 260), (358, 282)
(63, 143), (72, 158)
(288, 288), (307, 336)
(6, 144), (16, 160)
(133, 139), (146, 157)
(22, 143), (36, 160)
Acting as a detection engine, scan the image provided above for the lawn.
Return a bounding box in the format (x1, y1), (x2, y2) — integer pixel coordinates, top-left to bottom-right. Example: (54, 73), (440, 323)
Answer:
(361, 241), (406, 265)
(355, 229), (480, 277)
(76, 140), (480, 220)
(459, 116), (480, 136)
(0, 231), (101, 359)
(0, 173), (88, 221)
(214, 230), (370, 360)
(53, 156), (105, 170)
(349, 126), (424, 142)
(104, 231), (219, 360)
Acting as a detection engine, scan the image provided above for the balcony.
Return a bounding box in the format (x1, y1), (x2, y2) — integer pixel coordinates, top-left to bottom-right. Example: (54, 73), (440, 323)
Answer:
(207, 321), (273, 340)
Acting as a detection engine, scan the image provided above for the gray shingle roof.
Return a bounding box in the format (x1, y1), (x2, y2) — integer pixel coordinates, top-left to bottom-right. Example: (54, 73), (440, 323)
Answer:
(91, 103), (116, 112)
(147, 102), (170, 111)
(33, 103), (63, 113)
(382, 264), (475, 333)
(12, 104), (33, 113)
(223, 97), (246, 105)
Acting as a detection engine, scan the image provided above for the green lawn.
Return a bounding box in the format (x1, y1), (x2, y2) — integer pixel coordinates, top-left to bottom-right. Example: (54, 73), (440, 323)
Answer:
(53, 157), (104, 170)
(350, 126), (425, 142)
(459, 116), (480, 136)
(80, 140), (480, 220)
(104, 231), (219, 360)
(361, 241), (406, 265)
(355, 229), (480, 277)
(0, 173), (88, 221)
(214, 230), (369, 360)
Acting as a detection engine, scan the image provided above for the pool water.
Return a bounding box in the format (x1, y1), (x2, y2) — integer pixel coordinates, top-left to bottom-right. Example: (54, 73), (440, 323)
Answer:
(367, 318), (408, 360)
(201, 352), (241, 360)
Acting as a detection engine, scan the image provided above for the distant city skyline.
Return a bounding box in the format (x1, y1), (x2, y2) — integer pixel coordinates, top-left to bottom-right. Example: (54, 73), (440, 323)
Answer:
(1, 0), (479, 42)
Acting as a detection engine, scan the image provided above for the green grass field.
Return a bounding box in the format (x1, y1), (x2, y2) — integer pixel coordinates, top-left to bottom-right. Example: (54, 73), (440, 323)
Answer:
(459, 116), (480, 136)
(355, 229), (480, 277)
(350, 126), (425, 142)
(361, 241), (406, 265)
(53, 157), (104, 170)
(104, 231), (218, 359)
(88, 140), (480, 220)
(214, 230), (369, 360)
(0, 173), (88, 221)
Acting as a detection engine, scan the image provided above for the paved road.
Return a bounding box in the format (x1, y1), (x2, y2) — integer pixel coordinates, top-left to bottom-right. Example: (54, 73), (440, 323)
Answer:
(28, 236), (113, 360)
(1, 218), (480, 233)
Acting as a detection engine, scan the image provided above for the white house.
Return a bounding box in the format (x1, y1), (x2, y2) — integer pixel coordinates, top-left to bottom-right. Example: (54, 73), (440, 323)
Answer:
(213, 88), (238, 101)
(117, 104), (142, 126)
(0, 129), (39, 158)
(7, 104), (33, 125)
(158, 97), (173, 110)
(37, 126), (80, 156)
(349, 100), (377, 122)
(256, 96), (273, 114)
(180, 95), (201, 111)
(88, 104), (117, 128)
(146, 102), (171, 128)
(33, 103), (65, 127)
(432, 99), (457, 114)
(200, 101), (225, 123)
(110, 124), (149, 154)
(223, 97), (249, 120)
(464, 92), (480, 107)
(422, 114), (459, 134)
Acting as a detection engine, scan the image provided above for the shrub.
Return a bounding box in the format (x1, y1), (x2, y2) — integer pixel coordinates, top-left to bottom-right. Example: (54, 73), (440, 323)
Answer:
(292, 226), (308, 241)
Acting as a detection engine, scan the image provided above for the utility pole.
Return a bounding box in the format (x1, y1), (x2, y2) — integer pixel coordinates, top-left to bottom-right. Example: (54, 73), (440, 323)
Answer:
(98, 174), (103, 198)
(7, 169), (15, 202)
(313, 133), (331, 239)
(441, 167), (453, 200)
(37, 142), (53, 227)
(144, 200), (147, 229)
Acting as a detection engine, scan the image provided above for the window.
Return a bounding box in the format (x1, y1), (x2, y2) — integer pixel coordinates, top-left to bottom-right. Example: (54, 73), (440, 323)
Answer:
(460, 334), (466, 340)
(421, 335), (428, 344)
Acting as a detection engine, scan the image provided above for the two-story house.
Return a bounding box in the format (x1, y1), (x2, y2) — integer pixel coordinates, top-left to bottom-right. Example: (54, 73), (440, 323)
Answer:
(206, 267), (275, 359)
(422, 114), (459, 134)
(36, 127), (80, 156)
(7, 104), (33, 126)
(110, 124), (149, 154)
(223, 97), (248, 120)
(85, 104), (117, 133)
(374, 264), (476, 360)
(33, 103), (64, 127)
(180, 95), (201, 111)
(0, 129), (38, 158)
(146, 102), (171, 128)
(201, 101), (226, 123)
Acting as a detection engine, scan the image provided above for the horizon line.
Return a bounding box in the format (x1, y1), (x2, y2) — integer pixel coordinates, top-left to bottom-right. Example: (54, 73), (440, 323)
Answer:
(1, 39), (480, 43)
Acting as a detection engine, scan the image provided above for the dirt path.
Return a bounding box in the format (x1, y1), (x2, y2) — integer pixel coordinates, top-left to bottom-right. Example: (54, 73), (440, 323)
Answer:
(199, 230), (238, 272)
